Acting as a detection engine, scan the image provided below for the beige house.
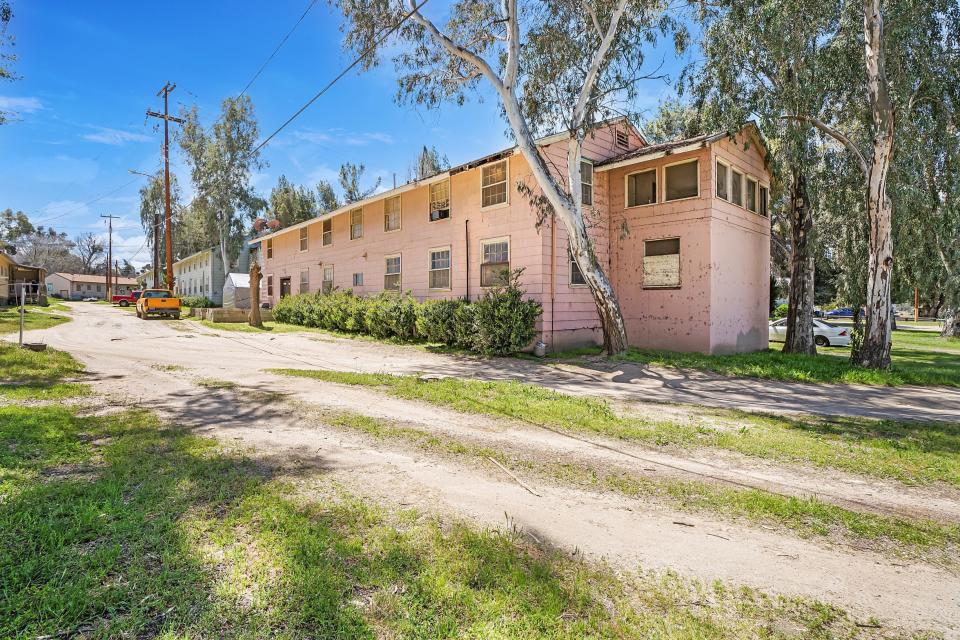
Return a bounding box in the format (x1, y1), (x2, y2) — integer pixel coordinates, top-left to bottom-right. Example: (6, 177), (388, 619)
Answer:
(46, 273), (139, 300)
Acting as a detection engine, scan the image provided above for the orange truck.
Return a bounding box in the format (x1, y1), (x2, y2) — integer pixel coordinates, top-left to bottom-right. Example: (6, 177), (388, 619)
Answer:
(136, 289), (182, 320)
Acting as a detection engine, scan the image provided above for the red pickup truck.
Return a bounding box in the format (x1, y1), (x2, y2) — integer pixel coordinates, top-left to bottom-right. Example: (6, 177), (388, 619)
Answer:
(112, 290), (142, 307)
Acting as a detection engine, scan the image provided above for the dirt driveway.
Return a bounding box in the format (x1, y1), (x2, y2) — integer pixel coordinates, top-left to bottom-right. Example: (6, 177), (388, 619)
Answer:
(13, 303), (960, 635)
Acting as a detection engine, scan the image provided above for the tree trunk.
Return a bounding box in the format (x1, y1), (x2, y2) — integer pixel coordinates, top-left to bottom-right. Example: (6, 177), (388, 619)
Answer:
(249, 260), (263, 328)
(783, 168), (816, 355)
(857, 0), (895, 369)
(942, 310), (960, 338)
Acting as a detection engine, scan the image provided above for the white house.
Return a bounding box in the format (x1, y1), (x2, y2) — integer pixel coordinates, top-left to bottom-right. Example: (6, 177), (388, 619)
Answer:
(172, 247), (225, 304)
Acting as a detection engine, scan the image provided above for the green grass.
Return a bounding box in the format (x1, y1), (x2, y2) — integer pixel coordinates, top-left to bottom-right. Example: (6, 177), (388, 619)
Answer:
(195, 378), (238, 389)
(0, 342), (89, 400)
(269, 369), (960, 487)
(0, 308), (71, 334)
(0, 404), (881, 638)
(324, 410), (959, 562)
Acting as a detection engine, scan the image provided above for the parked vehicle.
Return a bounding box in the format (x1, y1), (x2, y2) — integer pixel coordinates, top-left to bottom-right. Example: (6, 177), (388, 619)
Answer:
(112, 290), (141, 307)
(82, 296), (99, 302)
(769, 318), (851, 347)
(136, 289), (181, 320)
(824, 307), (854, 318)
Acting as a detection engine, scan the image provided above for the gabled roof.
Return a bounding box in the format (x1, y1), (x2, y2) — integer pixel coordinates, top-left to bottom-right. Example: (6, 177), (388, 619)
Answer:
(596, 122), (769, 171)
(48, 272), (140, 285)
(0, 251), (44, 272)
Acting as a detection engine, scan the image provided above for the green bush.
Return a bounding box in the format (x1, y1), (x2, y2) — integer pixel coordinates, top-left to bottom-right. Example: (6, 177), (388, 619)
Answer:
(773, 303), (789, 319)
(416, 298), (467, 344)
(181, 296), (217, 309)
(469, 270), (542, 355)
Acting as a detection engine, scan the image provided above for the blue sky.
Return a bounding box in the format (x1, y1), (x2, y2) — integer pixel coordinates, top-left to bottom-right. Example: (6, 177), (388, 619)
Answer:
(0, 0), (691, 266)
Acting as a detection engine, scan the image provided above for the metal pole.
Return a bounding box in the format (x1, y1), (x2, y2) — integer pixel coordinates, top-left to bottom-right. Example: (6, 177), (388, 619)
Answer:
(101, 214), (119, 300)
(163, 86), (173, 291)
(19, 286), (24, 347)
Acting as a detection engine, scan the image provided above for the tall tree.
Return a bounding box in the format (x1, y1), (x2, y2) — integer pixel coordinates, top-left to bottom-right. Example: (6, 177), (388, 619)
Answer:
(14, 226), (76, 272)
(335, 0), (684, 353)
(179, 96), (267, 271)
(338, 162), (381, 204)
(408, 145), (449, 181)
(0, 0), (17, 124)
(316, 179), (340, 213)
(73, 232), (105, 273)
(0, 208), (33, 244)
(137, 171), (182, 280)
(269, 174), (318, 228)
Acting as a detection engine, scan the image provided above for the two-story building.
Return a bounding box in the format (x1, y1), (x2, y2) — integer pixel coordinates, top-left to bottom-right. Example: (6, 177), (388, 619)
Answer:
(251, 120), (771, 354)
(172, 247), (226, 305)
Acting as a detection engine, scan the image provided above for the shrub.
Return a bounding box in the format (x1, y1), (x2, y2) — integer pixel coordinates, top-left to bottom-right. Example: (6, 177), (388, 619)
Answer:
(182, 296), (217, 309)
(416, 298), (467, 344)
(469, 269), (542, 356)
(364, 294), (398, 339)
(773, 303), (789, 319)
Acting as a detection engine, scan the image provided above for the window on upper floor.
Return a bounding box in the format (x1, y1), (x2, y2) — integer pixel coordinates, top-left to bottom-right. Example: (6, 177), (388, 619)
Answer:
(626, 169), (657, 207)
(480, 238), (510, 287)
(481, 160), (508, 208)
(665, 160), (699, 201)
(759, 185), (770, 217)
(581, 161), (593, 206)
(384, 195), (401, 232)
(731, 169), (743, 207)
(322, 218), (333, 246)
(716, 160), (729, 201)
(429, 180), (450, 221)
(299, 227), (308, 252)
(746, 176), (758, 213)
(266, 238), (273, 259)
(350, 208), (363, 240)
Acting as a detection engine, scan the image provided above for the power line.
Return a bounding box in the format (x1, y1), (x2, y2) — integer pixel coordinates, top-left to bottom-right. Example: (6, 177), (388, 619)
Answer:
(32, 177), (146, 226)
(238, 0), (320, 99)
(251, 0), (430, 156)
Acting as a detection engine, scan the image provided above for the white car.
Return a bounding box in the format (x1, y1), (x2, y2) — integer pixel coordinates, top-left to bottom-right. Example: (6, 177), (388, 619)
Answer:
(769, 318), (851, 347)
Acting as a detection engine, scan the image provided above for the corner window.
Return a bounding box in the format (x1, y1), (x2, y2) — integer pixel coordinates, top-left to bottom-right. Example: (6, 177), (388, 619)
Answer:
(626, 169), (656, 207)
(481, 160), (508, 208)
(746, 177), (758, 213)
(299, 268), (309, 293)
(266, 238), (273, 259)
(731, 169), (743, 207)
(384, 195), (401, 232)
(267, 275), (274, 297)
(322, 218), (333, 246)
(643, 238), (681, 288)
(429, 180), (450, 221)
(664, 160), (699, 201)
(480, 238), (510, 287)
(322, 265), (334, 294)
(350, 208), (363, 240)
(569, 248), (587, 286)
(352, 272), (363, 287)
(759, 185), (770, 217)
(581, 161), (593, 206)
(299, 227), (308, 252)
(716, 160), (729, 201)
(428, 246), (451, 290)
(384, 254), (401, 291)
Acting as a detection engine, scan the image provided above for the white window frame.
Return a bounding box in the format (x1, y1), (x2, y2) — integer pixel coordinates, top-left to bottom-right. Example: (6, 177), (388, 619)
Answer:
(663, 158), (700, 202)
(299, 268), (309, 293)
(427, 245), (452, 291)
(429, 180), (451, 222)
(625, 168), (658, 208)
(745, 175), (759, 213)
(480, 159), (509, 209)
(730, 168), (744, 207)
(480, 236), (511, 288)
(350, 207), (363, 240)
(383, 195), (402, 233)
(299, 226), (309, 252)
(642, 236), (682, 289)
(266, 238), (273, 259)
(715, 158), (730, 202)
(581, 160), (594, 206)
(384, 253), (402, 292)
(322, 265), (334, 294)
(322, 218), (333, 246)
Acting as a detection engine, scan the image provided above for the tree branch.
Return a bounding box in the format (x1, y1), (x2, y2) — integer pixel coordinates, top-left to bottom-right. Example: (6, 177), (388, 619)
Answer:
(784, 114), (869, 174)
(571, 0), (630, 131)
(503, 0), (520, 90)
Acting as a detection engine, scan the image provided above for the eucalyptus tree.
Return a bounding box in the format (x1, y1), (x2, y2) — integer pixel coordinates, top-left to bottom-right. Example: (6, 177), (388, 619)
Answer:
(269, 174), (318, 228)
(138, 171), (181, 275)
(334, 0), (685, 353)
(408, 145), (449, 181)
(316, 180), (340, 213)
(179, 96), (266, 271)
(338, 162), (381, 204)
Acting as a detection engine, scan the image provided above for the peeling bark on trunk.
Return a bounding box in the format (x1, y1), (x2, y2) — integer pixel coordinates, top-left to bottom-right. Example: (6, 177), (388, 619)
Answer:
(783, 168), (816, 355)
(249, 260), (263, 328)
(942, 311), (960, 338)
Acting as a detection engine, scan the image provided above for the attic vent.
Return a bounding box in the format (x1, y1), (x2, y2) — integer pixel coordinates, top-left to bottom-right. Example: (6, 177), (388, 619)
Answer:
(615, 129), (629, 149)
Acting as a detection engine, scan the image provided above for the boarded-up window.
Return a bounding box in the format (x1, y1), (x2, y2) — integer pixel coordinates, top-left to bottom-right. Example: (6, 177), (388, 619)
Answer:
(581, 161), (593, 206)
(759, 185), (769, 217)
(626, 169), (656, 206)
(746, 177), (758, 213)
(665, 160), (698, 201)
(429, 247), (451, 289)
(481, 160), (508, 207)
(429, 181), (450, 221)
(350, 208), (363, 240)
(384, 255), (401, 291)
(300, 268), (309, 293)
(299, 227), (308, 251)
(731, 169), (743, 207)
(480, 239), (510, 287)
(384, 195), (401, 232)
(322, 218), (332, 246)
(322, 265), (334, 294)
(643, 238), (681, 288)
(716, 161), (729, 201)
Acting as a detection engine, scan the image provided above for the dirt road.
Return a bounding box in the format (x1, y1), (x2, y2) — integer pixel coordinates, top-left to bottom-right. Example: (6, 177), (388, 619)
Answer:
(13, 303), (960, 635)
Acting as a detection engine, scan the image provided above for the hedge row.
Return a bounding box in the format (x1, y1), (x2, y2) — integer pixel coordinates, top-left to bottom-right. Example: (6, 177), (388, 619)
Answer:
(272, 272), (542, 356)
(180, 296), (218, 309)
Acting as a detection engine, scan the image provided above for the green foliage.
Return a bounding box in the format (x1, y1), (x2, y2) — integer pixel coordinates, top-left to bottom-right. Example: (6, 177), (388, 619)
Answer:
(773, 303), (789, 319)
(269, 174), (318, 228)
(180, 296), (217, 309)
(415, 298), (467, 344)
(468, 270), (543, 356)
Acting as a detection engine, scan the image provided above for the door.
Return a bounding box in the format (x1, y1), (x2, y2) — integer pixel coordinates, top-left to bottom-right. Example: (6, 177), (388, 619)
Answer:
(279, 277), (292, 298)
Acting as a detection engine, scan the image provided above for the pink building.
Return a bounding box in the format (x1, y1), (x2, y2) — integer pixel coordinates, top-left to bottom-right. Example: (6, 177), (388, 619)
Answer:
(252, 120), (771, 354)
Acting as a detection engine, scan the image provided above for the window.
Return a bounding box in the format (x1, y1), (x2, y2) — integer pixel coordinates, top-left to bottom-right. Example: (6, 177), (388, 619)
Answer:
(384, 195), (401, 232)
(352, 272), (364, 287)
(615, 129), (630, 149)
(569, 248), (587, 286)
(746, 177), (758, 213)
(299, 268), (309, 293)
(759, 185), (770, 217)
(480, 238), (510, 287)
(626, 169), (657, 207)
(350, 208), (363, 240)
(266, 238), (273, 259)
(665, 160), (699, 201)
(481, 160), (508, 207)
(322, 265), (334, 294)
(97, 284), (102, 292)
(428, 247), (451, 290)
(429, 180), (450, 221)
(643, 238), (681, 288)
(267, 275), (274, 297)
(299, 227), (309, 252)
(731, 169), (743, 207)
(716, 160), (729, 201)
(384, 254), (401, 291)
(322, 218), (333, 246)
(581, 161), (593, 206)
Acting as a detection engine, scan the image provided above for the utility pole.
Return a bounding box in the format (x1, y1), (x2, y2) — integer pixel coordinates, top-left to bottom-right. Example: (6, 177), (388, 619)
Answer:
(146, 82), (185, 291)
(914, 287), (919, 323)
(100, 214), (119, 301)
(128, 169), (161, 288)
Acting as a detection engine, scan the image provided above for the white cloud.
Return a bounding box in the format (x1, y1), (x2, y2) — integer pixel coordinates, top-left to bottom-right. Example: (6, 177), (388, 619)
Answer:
(82, 126), (152, 146)
(290, 128), (395, 147)
(0, 96), (43, 113)
(40, 199), (91, 219)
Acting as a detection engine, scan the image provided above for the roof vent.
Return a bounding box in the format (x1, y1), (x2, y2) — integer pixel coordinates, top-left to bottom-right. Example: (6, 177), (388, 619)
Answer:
(615, 129), (630, 149)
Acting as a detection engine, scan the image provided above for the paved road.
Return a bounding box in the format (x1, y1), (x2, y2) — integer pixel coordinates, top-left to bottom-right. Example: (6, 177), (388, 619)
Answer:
(15, 302), (960, 423)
